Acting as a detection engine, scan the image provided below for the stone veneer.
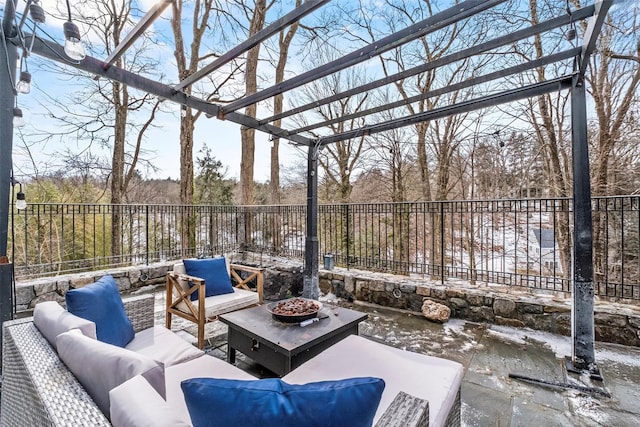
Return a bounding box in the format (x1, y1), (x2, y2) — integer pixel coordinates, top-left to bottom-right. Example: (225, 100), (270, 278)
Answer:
(13, 258), (640, 347)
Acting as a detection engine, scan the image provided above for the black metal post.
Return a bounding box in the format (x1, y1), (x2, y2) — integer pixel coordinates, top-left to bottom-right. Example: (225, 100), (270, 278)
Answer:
(569, 74), (597, 375)
(0, 0), (19, 355)
(303, 145), (319, 299)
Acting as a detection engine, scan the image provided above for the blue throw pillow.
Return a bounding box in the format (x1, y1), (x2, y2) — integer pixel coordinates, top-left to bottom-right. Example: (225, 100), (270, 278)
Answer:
(181, 377), (385, 427)
(65, 275), (135, 347)
(183, 258), (234, 301)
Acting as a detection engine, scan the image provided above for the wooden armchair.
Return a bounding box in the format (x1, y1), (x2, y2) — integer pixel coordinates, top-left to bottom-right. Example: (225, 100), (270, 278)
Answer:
(166, 260), (264, 349)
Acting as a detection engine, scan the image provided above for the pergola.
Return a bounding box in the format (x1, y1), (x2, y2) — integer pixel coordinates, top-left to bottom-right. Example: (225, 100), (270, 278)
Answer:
(0, 0), (613, 375)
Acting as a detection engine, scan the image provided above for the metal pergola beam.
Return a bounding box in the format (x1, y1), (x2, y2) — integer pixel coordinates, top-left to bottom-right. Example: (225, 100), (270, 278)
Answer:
(263, 4), (596, 127)
(222, 0), (507, 114)
(578, 1), (613, 79)
(26, 35), (314, 147)
(174, 0), (330, 91)
(290, 48), (582, 136)
(318, 76), (573, 145)
(103, 0), (173, 70)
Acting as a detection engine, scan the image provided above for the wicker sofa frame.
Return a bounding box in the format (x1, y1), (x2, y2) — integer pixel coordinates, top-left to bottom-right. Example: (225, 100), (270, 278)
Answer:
(0, 294), (154, 427)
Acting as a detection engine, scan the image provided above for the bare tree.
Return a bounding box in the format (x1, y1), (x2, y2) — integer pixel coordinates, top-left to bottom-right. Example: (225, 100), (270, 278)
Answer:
(27, 0), (163, 259)
(232, 0), (271, 206)
(368, 119), (416, 273)
(513, 0), (640, 277)
(270, 0), (301, 205)
(170, 0), (242, 253)
(170, 0), (216, 208)
(303, 74), (369, 202)
(501, 0), (575, 276)
(579, 2), (640, 277)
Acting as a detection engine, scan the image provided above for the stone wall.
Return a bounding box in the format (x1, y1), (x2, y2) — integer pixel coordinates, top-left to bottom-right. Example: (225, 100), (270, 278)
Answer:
(15, 262), (174, 311)
(14, 257), (640, 347)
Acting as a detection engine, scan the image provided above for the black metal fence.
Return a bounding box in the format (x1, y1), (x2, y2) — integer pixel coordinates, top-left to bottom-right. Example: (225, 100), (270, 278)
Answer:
(8, 196), (640, 300)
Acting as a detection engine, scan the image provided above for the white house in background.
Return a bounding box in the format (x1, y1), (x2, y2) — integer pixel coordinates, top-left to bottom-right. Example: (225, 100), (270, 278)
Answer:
(528, 228), (562, 274)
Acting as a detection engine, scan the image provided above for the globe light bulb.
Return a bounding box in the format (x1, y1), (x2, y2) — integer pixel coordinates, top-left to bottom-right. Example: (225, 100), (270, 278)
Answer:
(13, 108), (25, 128)
(16, 71), (31, 94)
(64, 21), (86, 61)
(16, 190), (27, 210)
(29, 0), (46, 23)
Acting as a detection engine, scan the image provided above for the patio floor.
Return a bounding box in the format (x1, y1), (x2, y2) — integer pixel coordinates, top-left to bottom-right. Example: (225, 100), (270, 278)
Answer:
(151, 288), (640, 426)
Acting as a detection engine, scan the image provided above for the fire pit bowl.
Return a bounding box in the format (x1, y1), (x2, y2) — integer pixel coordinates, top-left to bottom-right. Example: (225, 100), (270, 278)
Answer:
(266, 297), (323, 323)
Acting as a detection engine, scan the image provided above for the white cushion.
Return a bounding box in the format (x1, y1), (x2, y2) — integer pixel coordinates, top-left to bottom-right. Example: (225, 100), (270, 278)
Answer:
(202, 288), (259, 318)
(165, 354), (255, 422)
(110, 375), (192, 427)
(56, 330), (165, 417)
(126, 326), (204, 367)
(33, 301), (96, 350)
(282, 335), (464, 427)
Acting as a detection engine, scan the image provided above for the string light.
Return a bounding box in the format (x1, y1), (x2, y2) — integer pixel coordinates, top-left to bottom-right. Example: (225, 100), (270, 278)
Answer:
(565, 0), (576, 40)
(15, 184), (27, 210)
(29, 0), (46, 24)
(16, 56), (31, 94)
(16, 70), (31, 94)
(64, 0), (85, 60)
(13, 107), (25, 128)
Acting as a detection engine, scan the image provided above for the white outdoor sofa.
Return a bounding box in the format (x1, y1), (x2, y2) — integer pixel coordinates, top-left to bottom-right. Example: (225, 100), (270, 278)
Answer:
(0, 293), (463, 427)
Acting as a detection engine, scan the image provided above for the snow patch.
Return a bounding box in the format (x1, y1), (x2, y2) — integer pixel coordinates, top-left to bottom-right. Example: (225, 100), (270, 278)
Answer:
(443, 318), (469, 335)
(568, 392), (609, 425)
(318, 292), (337, 302)
(487, 325), (572, 358)
(595, 346), (640, 367)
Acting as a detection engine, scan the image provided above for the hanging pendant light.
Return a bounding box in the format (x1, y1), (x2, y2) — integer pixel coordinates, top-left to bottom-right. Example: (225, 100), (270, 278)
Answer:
(13, 108), (25, 128)
(64, 20), (85, 60)
(16, 70), (31, 94)
(15, 184), (27, 210)
(29, 0), (46, 23)
(64, 0), (85, 60)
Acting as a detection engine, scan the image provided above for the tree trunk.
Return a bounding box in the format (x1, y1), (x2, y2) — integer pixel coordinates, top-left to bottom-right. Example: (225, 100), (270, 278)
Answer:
(110, 83), (127, 261)
(180, 111), (195, 254)
(241, 0), (267, 206)
(270, 0), (300, 205)
(170, 0), (216, 255)
(416, 123), (432, 201)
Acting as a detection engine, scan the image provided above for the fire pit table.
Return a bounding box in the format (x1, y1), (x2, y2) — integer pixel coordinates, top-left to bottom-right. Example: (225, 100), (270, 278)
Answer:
(219, 302), (368, 376)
